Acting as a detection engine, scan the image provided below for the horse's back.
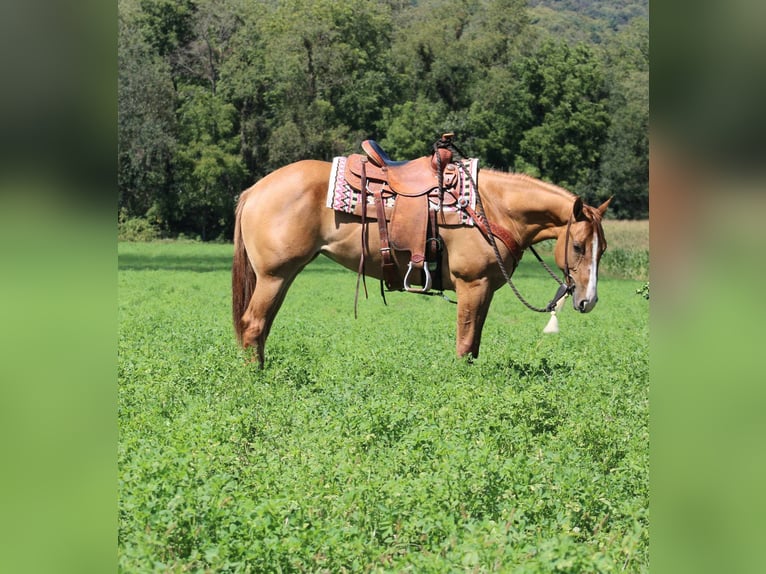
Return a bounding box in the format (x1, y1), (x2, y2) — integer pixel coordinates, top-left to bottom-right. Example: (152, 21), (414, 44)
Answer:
(240, 160), (331, 222)
(240, 159), (330, 205)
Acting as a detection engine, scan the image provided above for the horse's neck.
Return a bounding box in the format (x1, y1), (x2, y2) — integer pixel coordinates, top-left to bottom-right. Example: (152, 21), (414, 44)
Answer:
(481, 171), (574, 246)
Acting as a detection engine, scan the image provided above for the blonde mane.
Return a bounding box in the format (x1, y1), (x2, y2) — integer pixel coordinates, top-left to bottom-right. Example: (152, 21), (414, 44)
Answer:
(482, 169), (577, 200)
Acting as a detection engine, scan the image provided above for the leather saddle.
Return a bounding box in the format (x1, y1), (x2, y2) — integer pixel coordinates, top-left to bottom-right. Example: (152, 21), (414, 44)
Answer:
(345, 133), (459, 293)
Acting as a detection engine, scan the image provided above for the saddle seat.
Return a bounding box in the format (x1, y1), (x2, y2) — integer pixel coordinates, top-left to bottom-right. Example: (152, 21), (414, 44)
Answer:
(360, 139), (408, 167)
(360, 137), (454, 197)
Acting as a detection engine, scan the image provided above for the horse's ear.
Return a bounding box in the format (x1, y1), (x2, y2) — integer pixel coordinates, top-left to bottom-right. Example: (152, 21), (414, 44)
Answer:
(572, 197), (584, 220)
(597, 196), (613, 216)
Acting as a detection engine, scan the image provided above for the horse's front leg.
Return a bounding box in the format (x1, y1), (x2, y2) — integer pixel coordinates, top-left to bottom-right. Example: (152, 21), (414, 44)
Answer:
(454, 277), (494, 360)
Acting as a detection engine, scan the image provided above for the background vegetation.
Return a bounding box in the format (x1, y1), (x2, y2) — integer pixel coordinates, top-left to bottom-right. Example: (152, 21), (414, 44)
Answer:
(119, 240), (648, 571)
(118, 0), (648, 240)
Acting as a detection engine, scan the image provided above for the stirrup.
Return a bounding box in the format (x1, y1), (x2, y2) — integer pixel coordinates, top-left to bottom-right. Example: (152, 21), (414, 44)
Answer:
(403, 261), (432, 293)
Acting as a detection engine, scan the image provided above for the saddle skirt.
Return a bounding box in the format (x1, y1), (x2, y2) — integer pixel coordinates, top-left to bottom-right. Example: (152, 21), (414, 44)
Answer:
(326, 155), (479, 226)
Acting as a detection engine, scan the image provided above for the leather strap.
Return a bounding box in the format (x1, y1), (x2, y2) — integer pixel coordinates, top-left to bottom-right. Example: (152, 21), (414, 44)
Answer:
(464, 204), (520, 262)
(371, 182), (400, 290)
(427, 208), (443, 291)
(354, 159), (370, 317)
(427, 208), (439, 264)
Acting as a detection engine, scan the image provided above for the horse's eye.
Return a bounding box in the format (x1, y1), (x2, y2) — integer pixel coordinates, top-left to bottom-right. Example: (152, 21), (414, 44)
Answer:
(573, 242), (584, 254)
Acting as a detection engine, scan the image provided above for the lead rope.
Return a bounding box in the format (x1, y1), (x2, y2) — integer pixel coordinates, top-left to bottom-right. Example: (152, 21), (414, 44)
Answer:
(446, 140), (573, 332)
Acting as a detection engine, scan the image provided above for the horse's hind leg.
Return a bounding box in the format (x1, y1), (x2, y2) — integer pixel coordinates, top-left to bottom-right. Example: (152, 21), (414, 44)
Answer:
(239, 272), (299, 367)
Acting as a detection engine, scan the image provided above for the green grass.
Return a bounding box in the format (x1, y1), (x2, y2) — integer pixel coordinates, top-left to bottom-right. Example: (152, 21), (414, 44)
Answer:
(119, 241), (648, 572)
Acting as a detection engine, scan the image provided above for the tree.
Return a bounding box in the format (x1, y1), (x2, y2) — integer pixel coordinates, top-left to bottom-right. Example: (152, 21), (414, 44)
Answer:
(137, 0), (196, 65)
(465, 0), (531, 68)
(598, 17), (648, 218)
(378, 97), (451, 159)
(172, 85), (246, 240)
(217, 1), (271, 180)
(180, 0), (244, 94)
(386, 0), (480, 110)
(464, 67), (527, 170)
(511, 41), (610, 198)
(118, 8), (177, 223)
(117, 0), (648, 241)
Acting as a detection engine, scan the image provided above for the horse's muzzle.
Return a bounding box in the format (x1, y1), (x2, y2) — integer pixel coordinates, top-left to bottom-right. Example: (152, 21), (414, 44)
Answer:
(575, 296), (598, 313)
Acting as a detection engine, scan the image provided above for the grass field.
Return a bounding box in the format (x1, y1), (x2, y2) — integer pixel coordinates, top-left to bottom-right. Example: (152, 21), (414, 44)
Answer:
(118, 233), (648, 572)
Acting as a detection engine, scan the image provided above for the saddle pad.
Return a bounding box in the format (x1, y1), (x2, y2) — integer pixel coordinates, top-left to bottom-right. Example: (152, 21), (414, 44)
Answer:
(326, 156), (479, 225)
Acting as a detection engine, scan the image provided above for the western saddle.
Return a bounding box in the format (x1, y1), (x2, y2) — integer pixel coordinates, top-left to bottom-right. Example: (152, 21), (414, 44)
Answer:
(345, 133), (461, 294)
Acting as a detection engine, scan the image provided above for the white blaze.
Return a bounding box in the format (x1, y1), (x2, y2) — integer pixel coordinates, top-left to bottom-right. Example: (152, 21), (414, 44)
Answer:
(585, 231), (599, 304)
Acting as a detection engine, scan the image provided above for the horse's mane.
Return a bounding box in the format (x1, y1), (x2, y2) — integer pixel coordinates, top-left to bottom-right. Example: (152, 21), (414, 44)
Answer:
(482, 169), (577, 200)
(482, 169), (604, 240)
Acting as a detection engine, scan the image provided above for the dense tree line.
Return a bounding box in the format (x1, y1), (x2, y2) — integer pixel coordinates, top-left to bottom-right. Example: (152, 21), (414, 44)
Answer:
(119, 0), (648, 240)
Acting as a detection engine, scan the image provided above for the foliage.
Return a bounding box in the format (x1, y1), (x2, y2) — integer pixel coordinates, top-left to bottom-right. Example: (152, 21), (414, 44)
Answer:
(597, 18), (649, 218)
(379, 97), (451, 159)
(119, 240), (648, 571)
(511, 41), (610, 198)
(118, 0), (649, 239)
(601, 248), (649, 281)
(118, 10), (177, 218)
(636, 282), (649, 300)
(172, 85), (247, 240)
(528, 0), (647, 30)
(600, 219), (649, 280)
(118, 211), (162, 242)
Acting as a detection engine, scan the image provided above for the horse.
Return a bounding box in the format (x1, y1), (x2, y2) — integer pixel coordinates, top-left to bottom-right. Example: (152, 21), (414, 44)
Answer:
(232, 159), (611, 367)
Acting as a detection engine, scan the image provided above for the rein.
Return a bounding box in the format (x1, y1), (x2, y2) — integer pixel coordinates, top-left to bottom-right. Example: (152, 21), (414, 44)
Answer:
(444, 144), (573, 314)
(471, 179), (573, 314)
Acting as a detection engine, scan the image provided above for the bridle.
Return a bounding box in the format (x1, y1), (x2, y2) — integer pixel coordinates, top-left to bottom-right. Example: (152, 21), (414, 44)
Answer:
(485, 202), (575, 315)
(438, 139), (599, 315)
(562, 214), (576, 292)
(458, 164), (576, 314)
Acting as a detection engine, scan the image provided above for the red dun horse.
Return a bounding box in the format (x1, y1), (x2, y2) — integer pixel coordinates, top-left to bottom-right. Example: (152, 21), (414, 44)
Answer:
(232, 160), (611, 366)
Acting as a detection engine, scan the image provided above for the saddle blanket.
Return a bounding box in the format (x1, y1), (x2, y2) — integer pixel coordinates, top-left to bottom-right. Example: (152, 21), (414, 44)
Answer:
(326, 156), (479, 226)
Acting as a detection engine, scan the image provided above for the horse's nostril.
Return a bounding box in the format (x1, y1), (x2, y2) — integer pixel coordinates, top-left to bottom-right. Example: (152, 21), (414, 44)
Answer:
(579, 300), (587, 312)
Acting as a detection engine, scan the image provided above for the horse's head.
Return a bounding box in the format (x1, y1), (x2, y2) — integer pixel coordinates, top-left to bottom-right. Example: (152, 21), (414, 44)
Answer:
(554, 197), (612, 313)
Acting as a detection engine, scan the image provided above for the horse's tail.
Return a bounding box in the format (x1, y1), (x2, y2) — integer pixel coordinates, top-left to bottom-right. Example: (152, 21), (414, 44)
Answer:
(232, 193), (256, 347)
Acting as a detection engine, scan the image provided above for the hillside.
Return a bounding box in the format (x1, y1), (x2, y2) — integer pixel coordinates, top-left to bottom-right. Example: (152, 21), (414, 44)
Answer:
(528, 0), (647, 29)
(528, 0), (647, 45)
